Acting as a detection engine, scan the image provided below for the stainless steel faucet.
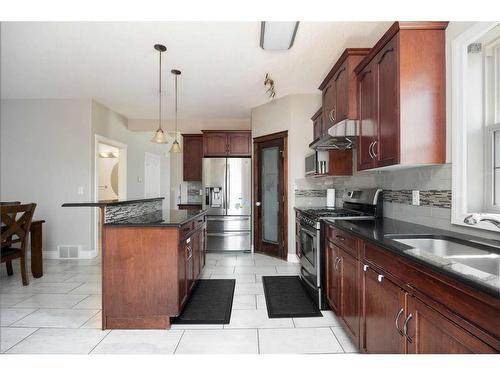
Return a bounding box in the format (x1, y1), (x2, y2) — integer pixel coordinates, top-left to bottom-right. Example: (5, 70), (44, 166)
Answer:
(464, 213), (500, 229)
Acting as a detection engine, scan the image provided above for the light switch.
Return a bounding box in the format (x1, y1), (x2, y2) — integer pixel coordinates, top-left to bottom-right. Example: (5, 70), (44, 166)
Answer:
(412, 190), (420, 206)
(137, 177), (143, 183)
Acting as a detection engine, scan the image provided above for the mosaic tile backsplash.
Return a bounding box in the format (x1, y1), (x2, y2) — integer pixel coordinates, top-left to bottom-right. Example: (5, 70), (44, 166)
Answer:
(104, 199), (163, 223)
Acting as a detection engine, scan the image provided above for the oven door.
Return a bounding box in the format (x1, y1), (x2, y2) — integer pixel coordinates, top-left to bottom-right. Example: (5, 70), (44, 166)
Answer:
(299, 224), (319, 287)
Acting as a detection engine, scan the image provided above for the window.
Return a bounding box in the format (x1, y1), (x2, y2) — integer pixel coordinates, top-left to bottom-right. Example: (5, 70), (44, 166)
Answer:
(451, 22), (500, 232)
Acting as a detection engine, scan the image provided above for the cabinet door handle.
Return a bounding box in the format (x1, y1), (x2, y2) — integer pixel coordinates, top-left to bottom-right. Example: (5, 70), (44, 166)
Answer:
(395, 307), (404, 336)
(333, 256), (339, 270)
(368, 141), (374, 159)
(403, 313), (413, 343)
(363, 264), (369, 272)
(328, 109), (334, 123)
(372, 140), (378, 158)
(377, 274), (384, 282)
(335, 257), (342, 270)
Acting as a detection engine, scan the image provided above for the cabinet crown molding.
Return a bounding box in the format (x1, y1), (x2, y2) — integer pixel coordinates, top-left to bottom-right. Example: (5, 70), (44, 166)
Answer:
(318, 48), (371, 90)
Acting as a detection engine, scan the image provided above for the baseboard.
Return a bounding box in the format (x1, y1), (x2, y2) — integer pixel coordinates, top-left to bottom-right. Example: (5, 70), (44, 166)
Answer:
(287, 253), (300, 263)
(42, 249), (98, 259)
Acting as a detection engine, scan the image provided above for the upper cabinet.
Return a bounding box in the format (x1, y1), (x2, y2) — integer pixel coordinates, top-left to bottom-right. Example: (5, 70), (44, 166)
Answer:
(355, 22), (448, 171)
(202, 130), (252, 157)
(182, 134), (203, 181)
(317, 48), (371, 139)
(311, 108), (323, 141)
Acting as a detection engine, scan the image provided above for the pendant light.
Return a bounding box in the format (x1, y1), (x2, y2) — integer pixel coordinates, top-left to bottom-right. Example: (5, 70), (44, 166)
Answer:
(151, 44), (168, 144)
(170, 69), (182, 153)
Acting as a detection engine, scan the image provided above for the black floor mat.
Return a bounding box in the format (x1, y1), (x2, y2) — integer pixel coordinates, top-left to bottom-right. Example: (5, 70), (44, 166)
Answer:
(171, 279), (236, 324)
(262, 276), (323, 318)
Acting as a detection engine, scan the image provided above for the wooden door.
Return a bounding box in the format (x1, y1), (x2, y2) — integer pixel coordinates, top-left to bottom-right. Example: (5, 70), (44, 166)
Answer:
(254, 133), (287, 259)
(362, 267), (406, 353)
(322, 80), (336, 136)
(339, 249), (359, 342)
(325, 241), (340, 314)
(333, 64), (348, 124)
(178, 240), (187, 308)
(203, 132), (228, 156)
(192, 231), (200, 280)
(357, 63), (378, 171)
(227, 132), (251, 156)
(406, 295), (496, 353)
(183, 135), (203, 181)
(375, 36), (399, 167)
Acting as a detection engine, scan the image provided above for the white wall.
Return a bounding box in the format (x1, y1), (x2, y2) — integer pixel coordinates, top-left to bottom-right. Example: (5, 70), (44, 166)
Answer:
(251, 94), (322, 255)
(0, 99), (93, 254)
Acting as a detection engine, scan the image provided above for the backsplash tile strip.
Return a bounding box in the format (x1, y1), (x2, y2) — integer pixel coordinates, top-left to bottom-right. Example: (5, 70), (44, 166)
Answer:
(104, 200), (163, 223)
(294, 189), (452, 208)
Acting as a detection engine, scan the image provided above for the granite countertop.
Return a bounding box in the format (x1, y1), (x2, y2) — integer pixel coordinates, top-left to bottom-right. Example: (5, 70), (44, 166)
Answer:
(322, 217), (500, 299)
(62, 197), (164, 208)
(104, 209), (207, 227)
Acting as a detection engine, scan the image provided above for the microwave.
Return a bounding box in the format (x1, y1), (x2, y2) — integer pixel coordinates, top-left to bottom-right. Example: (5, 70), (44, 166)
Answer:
(305, 153), (318, 176)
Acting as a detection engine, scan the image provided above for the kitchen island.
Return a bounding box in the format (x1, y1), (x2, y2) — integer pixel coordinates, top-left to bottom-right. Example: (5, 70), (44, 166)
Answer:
(102, 209), (207, 329)
(63, 198), (207, 329)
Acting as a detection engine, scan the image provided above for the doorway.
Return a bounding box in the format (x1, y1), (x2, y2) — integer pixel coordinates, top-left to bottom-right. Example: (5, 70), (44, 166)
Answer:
(253, 131), (288, 260)
(144, 152), (161, 198)
(94, 135), (127, 257)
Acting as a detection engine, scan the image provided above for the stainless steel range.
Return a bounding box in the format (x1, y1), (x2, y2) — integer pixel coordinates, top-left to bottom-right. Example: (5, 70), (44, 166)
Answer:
(296, 188), (383, 309)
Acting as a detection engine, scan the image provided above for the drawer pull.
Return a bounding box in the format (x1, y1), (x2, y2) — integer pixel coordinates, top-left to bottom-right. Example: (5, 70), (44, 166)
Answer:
(335, 235), (345, 241)
(334, 257), (341, 271)
(377, 274), (384, 282)
(363, 264), (369, 272)
(186, 237), (191, 243)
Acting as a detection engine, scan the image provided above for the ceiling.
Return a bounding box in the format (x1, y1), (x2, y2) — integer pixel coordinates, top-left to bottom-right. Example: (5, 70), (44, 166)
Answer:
(1, 22), (391, 120)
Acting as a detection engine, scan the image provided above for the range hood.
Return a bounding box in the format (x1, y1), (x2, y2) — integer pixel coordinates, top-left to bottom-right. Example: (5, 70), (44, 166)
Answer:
(309, 119), (357, 150)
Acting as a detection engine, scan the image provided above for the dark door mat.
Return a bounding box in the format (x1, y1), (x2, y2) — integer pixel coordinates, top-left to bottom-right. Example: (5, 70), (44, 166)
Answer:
(262, 276), (323, 318)
(171, 279), (236, 325)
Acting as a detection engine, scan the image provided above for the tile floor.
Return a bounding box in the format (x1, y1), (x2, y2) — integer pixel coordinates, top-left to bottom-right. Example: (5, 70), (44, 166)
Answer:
(0, 252), (357, 354)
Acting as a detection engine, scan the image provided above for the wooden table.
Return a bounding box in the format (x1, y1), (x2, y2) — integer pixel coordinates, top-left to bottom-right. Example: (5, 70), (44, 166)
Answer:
(30, 220), (45, 278)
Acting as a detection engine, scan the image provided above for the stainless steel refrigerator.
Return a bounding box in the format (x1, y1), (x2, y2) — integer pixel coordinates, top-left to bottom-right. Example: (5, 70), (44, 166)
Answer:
(203, 158), (252, 252)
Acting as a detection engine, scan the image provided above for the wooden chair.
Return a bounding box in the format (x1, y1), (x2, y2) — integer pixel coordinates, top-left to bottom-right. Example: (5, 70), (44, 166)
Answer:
(1, 203), (36, 286)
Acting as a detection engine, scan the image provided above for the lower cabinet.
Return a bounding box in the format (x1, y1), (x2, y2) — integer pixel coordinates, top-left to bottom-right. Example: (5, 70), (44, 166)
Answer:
(325, 241), (340, 313)
(361, 266), (406, 354)
(406, 295), (497, 354)
(338, 248), (359, 342)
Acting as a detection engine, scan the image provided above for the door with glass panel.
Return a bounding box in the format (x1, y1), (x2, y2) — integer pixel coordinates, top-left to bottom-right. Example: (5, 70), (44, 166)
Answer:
(254, 134), (286, 259)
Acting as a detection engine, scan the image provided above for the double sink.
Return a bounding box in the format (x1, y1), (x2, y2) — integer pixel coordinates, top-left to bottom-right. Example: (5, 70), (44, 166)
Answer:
(385, 235), (500, 277)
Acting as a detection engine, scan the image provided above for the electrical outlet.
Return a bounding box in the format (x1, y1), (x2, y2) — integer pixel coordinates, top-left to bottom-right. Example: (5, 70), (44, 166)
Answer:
(412, 190), (420, 206)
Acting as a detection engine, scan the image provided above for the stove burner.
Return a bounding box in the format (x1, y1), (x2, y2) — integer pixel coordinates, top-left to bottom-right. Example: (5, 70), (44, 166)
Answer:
(302, 208), (370, 218)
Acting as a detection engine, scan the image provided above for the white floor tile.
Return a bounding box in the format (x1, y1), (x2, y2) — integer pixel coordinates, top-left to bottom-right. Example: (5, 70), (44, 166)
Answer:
(0, 294), (33, 307)
(30, 273), (74, 282)
(175, 329), (258, 354)
(331, 326), (359, 353)
(256, 294), (267, 309)
(72, 295), (102, 309)
(171, 324), (224, 330)
(225, 309), (293, 329)
(14, 293), (89, 308)
(0, 327), (37, 353)
(234, 265), (277, 274)
(64, 274), (102, 283)
(292, 310), (342, 328)
(9, 282), (84, 294)
(215, 258), (238, 266)
(91, 329), (183, 354)
(258, 327), (344, 354)
(234, 257), (256, 266)
(0, 308), (37, 326)
(11, 308), (99, 328)
(210, 274), (255, 283)
(6, 328), (108, 354)
(233, 283), (264, 295)
(68, 282), (102, 294)
(81, 312), (102, 328)
(202, 266), (234, 274)
(231, 294), (256, 310)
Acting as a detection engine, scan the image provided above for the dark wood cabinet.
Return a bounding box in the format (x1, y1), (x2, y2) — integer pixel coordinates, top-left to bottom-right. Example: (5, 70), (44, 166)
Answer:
(361, 266), (406, 354)
(318, 48), (370, 137)
(182, 134), (203, 181)
(338, 248), (359, 342)
(311, 108), (323, 141)
(325, 240), (340, 313)
(328, 149), (352, 176)
(355, 22), (447, 171)
(406, 295), (497, 354)
(202, 130), (251, 157)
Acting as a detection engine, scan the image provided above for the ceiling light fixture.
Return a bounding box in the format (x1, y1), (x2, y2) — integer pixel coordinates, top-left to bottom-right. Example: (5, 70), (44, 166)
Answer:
(151, 44), (169, 144)
(170, 69), (182, 153)
(264, 73), (276, 99)
(260, 21), (299, 50)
